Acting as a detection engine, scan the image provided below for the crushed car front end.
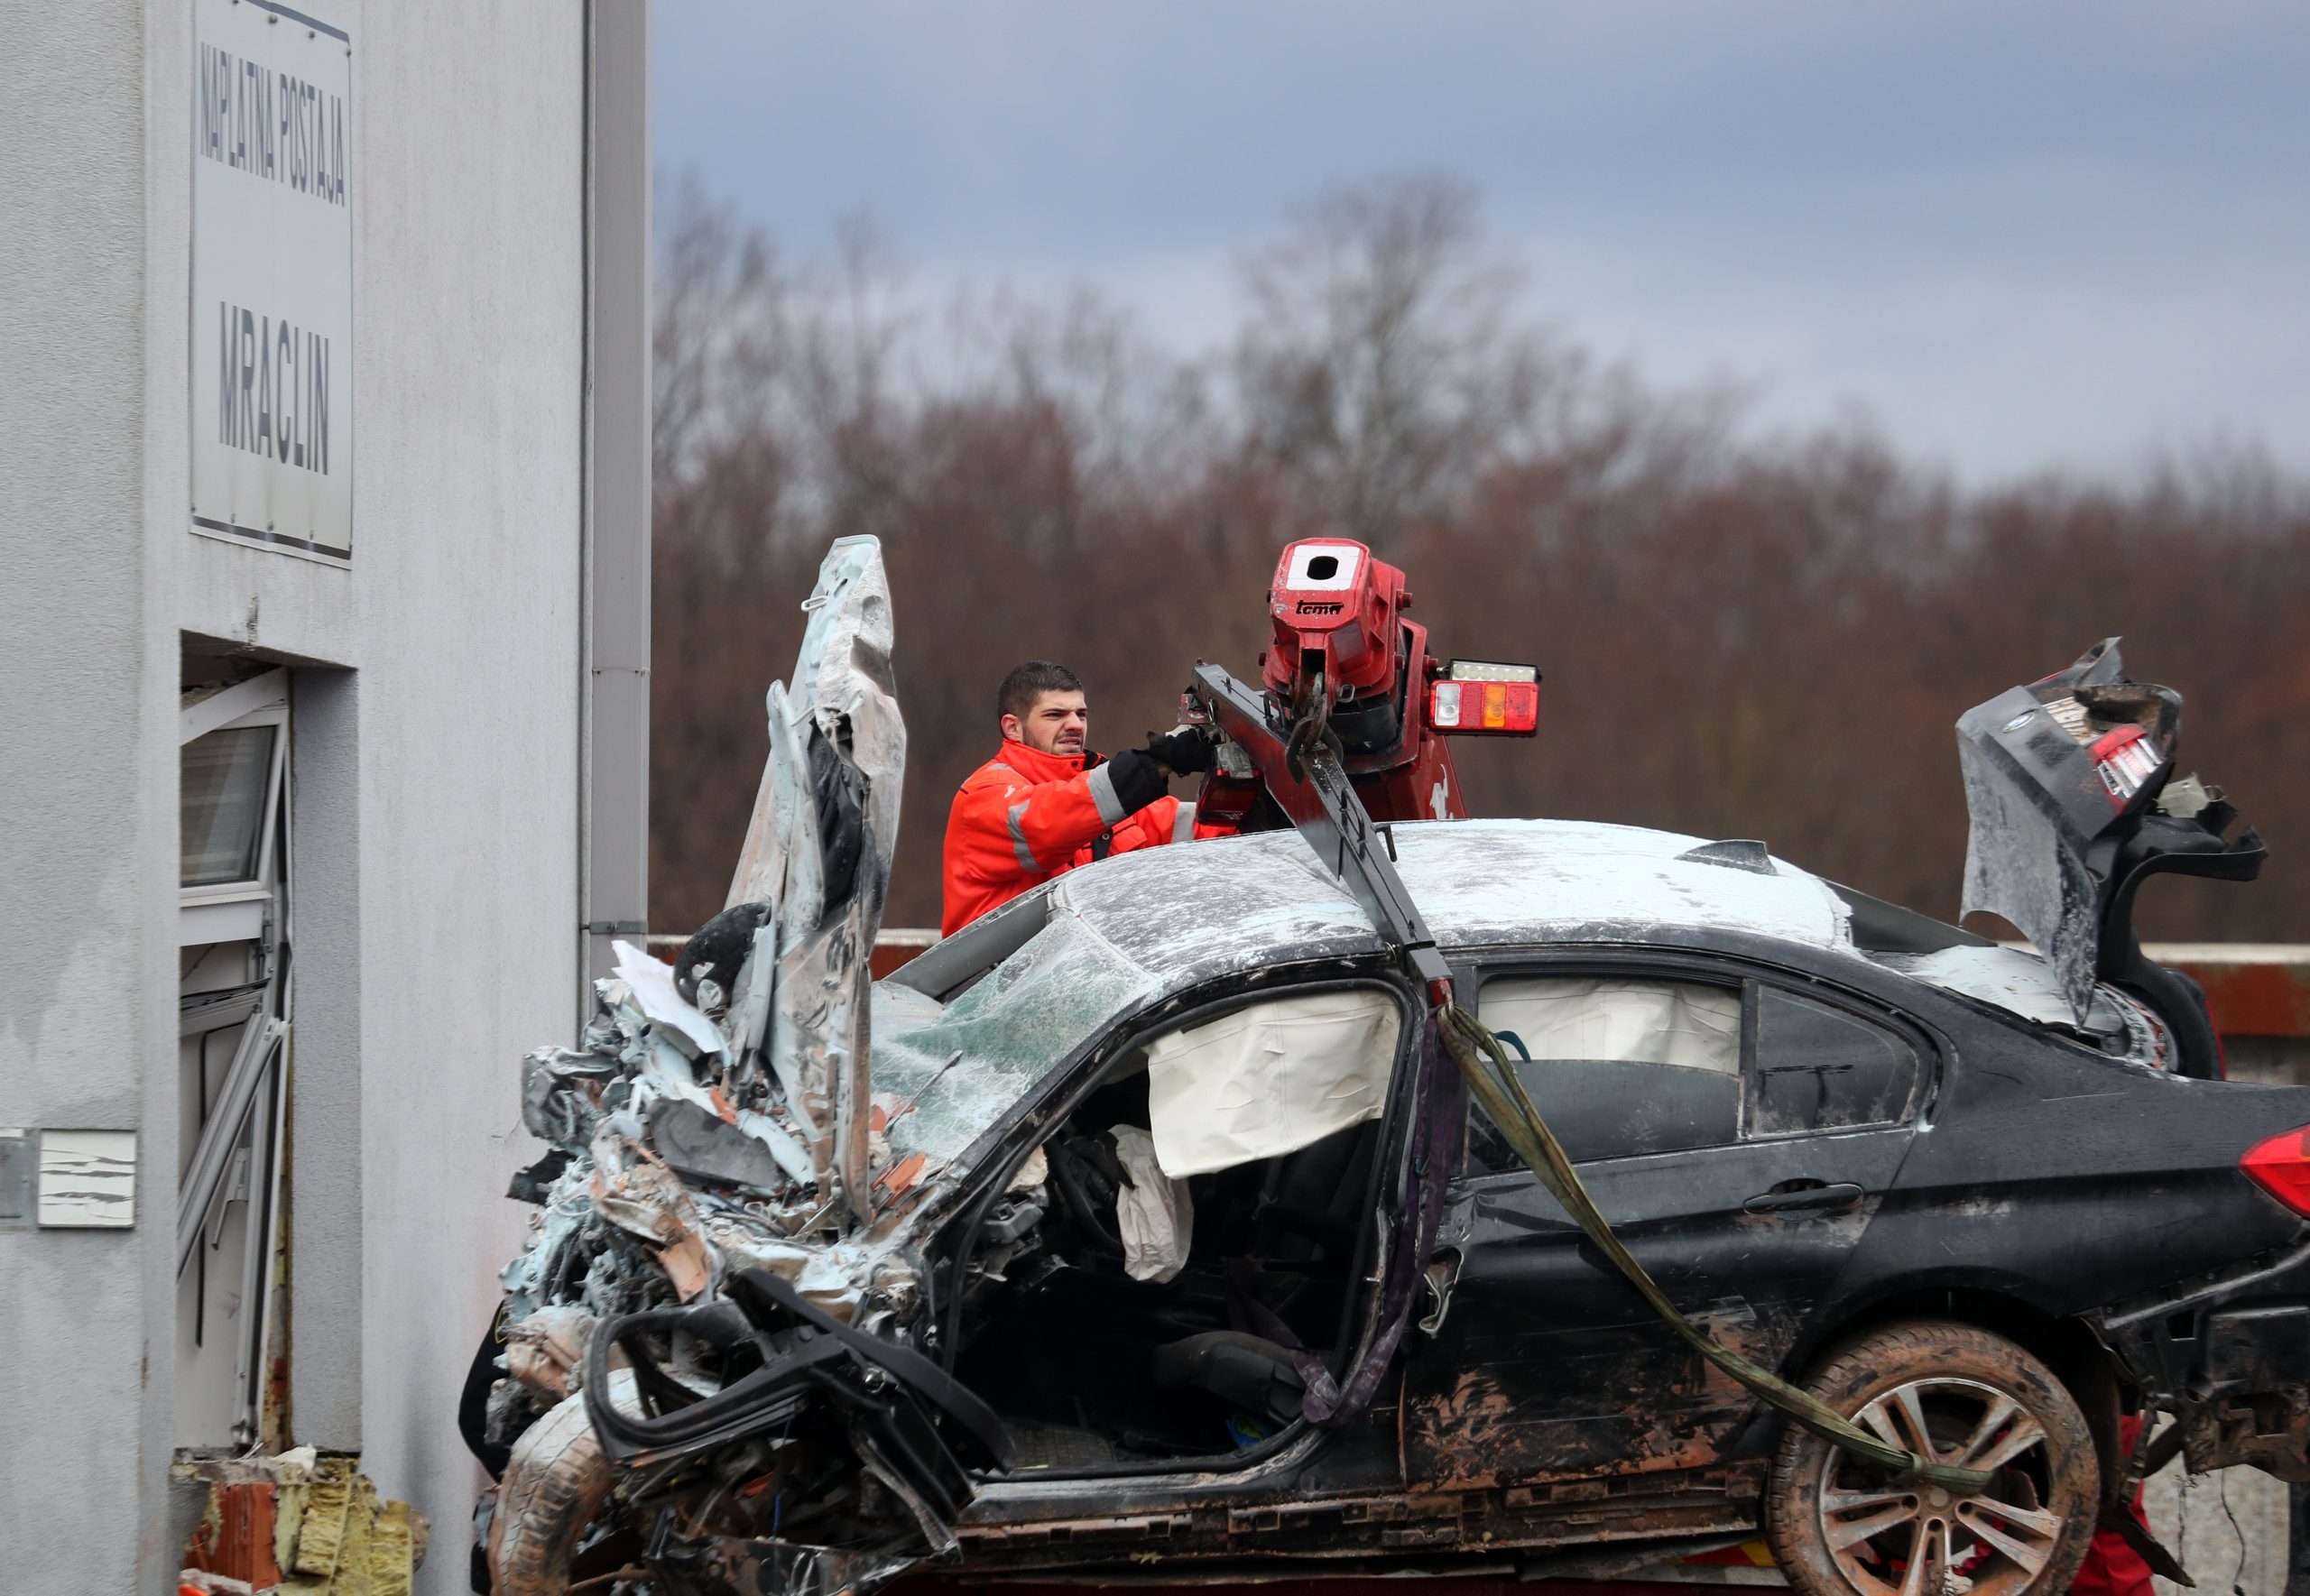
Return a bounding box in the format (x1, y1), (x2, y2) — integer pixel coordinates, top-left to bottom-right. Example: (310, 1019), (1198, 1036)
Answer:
(481, 537), (1007, 1595)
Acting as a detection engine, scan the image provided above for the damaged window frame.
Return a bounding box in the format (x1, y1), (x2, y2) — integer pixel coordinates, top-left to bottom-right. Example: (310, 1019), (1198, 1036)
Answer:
(882, 887), (1055, 1005)
(932, 956), (1424, 1480)
(868, 899), (1160, 1184)
(1455, 946), (1941, 1175)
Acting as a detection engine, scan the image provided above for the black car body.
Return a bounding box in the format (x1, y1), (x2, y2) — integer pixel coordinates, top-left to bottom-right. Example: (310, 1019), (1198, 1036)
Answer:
(495, 816), (2310, 1595)
(483, 543), (2303, 1596)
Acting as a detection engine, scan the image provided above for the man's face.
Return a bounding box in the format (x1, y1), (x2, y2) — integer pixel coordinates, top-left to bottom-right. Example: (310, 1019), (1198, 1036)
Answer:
(1006, 689), (1089, 756)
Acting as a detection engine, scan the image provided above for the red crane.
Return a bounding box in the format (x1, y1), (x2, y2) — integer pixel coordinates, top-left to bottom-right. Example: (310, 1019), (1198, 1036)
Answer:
(1190, 536), (1539, 835)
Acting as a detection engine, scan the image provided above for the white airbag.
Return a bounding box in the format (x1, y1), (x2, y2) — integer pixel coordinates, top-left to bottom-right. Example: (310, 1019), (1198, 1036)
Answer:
(1110, 1125), (1193, 1282)
(1145, 989), (1400, 1177)
(1478, 977), (1738, 1072)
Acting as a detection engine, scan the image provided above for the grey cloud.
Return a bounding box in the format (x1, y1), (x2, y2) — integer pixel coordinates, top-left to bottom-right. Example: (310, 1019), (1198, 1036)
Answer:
(655, 0), (2310, 482)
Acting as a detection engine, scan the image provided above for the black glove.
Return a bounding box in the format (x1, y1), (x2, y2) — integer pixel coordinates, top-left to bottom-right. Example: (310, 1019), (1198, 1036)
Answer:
(1099, 749), (1170, 816)
(1146, 725), (1217, 777)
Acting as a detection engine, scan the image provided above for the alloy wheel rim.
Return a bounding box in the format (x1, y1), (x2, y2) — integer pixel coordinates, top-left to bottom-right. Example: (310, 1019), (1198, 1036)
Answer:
(1812, 1376), (2066, 1596)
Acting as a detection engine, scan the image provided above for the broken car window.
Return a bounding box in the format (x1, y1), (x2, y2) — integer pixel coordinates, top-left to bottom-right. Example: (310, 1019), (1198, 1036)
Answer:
(1467, 976), (1743, 1167)
(872, 912), (1159, 1170)
(1750, 987), (1918, 1136)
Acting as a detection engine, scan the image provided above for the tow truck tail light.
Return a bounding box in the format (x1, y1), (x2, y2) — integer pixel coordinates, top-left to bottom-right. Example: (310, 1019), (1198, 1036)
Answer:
(2241, 1126), (2310, 1216)
(1431, 661), (1540, 736)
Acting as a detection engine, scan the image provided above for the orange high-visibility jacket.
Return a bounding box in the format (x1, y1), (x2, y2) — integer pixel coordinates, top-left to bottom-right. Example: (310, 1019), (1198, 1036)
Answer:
(941, 738), (1193, 935)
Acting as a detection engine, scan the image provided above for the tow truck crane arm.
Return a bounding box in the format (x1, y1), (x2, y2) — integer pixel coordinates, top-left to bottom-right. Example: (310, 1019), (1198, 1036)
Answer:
(1189, 660), (1452, 992)
(1188, 538), (1538, 835)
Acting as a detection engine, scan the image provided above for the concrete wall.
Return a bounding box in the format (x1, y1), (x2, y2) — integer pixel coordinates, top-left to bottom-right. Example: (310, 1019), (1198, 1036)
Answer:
(0, 2), (179, 1591)
(1, 1), (591, 1589)
(170, 5), (588, 1590)
(343, 13), (584, 1577)
(2147, 1460), (2293, 1596)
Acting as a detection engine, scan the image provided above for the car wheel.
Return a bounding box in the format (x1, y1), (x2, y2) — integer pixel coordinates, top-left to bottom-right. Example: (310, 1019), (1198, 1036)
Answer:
(490, 1376), (627, 1596)
(1766, 1320), (2100, 1596)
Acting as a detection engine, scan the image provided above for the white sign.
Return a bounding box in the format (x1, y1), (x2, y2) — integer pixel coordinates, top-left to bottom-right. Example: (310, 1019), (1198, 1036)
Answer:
(37, 1130), (137, 1228)
(190, 0), (354, 563)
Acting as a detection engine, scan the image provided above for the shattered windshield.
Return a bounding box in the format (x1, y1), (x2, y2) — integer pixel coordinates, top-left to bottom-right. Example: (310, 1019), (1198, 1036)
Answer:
(872, 911), (1159, 1168)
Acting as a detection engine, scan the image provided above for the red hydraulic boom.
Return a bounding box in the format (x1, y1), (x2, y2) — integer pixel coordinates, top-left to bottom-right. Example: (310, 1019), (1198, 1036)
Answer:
(1190, 537), (1539, 835)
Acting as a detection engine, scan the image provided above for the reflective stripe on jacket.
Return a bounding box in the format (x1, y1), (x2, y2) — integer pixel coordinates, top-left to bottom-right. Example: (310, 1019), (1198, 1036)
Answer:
(941, 739), (1185, 935)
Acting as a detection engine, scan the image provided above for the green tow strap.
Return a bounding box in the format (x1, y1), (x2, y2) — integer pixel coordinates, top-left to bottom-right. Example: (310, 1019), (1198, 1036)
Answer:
(1437, 1004), (1993, 1496)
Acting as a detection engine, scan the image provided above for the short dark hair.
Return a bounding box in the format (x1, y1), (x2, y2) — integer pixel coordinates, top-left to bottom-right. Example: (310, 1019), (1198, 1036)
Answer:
(999, 660), (1084, 724)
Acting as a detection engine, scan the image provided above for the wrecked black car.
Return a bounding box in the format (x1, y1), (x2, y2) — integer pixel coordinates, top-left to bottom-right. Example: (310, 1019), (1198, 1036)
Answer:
(481, 540), (2305, 1596)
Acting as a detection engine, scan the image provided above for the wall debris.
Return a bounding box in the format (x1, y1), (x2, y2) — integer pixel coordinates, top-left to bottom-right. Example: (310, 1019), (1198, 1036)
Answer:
(177, 1449), (424, 1595)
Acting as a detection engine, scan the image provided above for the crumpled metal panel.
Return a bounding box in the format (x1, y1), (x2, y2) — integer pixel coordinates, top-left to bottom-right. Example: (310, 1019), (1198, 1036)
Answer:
(726, 535), (906, 1221)
(652, 1533), (921, 1596)
(1955, 638), (2180, 1024)
(496, 538), (911, 1352)
(1957, 703), (2108, 1024)
(489, 537), (938, 1596)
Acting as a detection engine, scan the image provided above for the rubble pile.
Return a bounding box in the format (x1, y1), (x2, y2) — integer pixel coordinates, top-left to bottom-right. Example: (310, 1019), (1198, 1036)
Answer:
(178, 1448), (425, 1596)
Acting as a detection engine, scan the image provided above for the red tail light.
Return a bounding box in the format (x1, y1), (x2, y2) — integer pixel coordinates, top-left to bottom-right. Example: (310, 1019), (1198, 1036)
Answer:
(2090, 724), (2163, 809)
(2241, 1125), (2310, 1215)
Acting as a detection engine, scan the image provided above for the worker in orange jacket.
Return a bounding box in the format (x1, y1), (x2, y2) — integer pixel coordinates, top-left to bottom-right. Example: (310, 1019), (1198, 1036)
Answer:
(942, 660), (1215, 935)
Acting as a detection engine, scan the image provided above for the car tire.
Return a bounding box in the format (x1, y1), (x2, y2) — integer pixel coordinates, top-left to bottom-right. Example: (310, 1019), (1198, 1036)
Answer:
(489, 1378), (623, 1596)
(1765, 1320), (2100, 1596)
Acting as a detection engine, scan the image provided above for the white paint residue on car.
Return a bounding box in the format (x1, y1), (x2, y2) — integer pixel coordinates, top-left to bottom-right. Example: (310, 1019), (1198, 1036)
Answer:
(1058, 817), (1859, 990)
(1880, 945), (2127, 1037)
(1391, 820), (1855, 953)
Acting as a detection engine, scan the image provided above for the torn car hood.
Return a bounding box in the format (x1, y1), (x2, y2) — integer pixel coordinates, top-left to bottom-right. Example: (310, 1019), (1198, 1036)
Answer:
(490, 536), (956, 1596)
(502, 536), (909, 1336)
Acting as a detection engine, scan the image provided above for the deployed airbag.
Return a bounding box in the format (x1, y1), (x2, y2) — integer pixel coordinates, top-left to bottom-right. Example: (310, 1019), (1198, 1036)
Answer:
(1473, 978), (1743, 1161)
(1478, 977), (1739, 1073)
(1110, 1124), (1193, 1283)
(1145, 990), (1400, 1177)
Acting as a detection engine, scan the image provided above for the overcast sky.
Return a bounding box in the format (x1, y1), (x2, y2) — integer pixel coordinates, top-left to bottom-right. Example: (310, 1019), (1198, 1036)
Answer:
(653, 2), (2310, 486)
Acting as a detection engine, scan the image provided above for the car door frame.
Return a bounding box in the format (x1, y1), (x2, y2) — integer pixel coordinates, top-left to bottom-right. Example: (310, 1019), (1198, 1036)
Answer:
(1400, 938), (1945, 1492)
(934, 952), (1432, 1491)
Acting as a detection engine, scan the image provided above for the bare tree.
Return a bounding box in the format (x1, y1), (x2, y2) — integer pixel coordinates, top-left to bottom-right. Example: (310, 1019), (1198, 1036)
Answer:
(645, 179), (2310, 945)
(652, 174), (791, 511)
(1234, 175), (1555, 549)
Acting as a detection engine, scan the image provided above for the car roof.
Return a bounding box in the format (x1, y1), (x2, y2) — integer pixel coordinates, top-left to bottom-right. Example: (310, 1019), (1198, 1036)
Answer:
(1050, 817), (1863, 991)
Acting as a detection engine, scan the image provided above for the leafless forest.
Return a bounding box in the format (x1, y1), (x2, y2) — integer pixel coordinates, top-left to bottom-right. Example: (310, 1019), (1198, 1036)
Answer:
(650, 178), (2310, 942)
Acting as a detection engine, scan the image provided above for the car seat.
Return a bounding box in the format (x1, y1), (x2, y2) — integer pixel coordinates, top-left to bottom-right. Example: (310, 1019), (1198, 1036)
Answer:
(1150, 1330), (1305, 1425)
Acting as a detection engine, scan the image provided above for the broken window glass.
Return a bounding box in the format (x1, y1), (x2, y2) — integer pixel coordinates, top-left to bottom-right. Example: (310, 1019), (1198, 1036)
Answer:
(871, 914), (1157, 1169)
(1467, 976), (1742, 1167)
(1750, 987), (1917, 1136)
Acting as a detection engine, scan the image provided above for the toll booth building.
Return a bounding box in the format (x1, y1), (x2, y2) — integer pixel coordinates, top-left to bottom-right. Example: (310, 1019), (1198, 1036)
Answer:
(1, 5), (652, 1592)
